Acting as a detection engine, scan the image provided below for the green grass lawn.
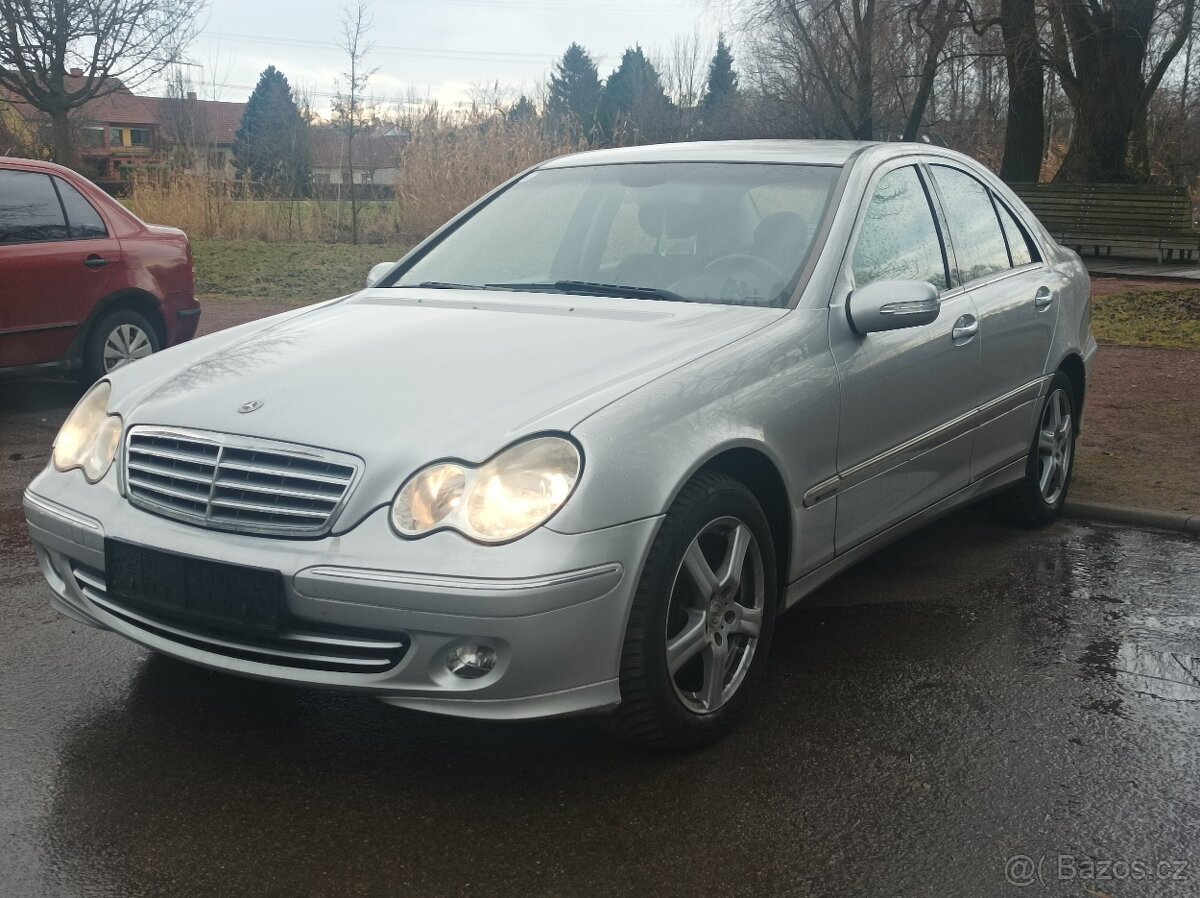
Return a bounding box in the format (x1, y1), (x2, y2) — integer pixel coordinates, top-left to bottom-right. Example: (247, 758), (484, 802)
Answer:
(1091, 289), (1200, 350)
(192, 239), (408, 302)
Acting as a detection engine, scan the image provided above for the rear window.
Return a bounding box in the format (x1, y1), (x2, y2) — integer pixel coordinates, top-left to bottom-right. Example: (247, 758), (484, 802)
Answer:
(930, 165), (1012, 283)
(54, 177), (108, 239)
(0, 170), (70, 245)
(995, 199), (1038, 266)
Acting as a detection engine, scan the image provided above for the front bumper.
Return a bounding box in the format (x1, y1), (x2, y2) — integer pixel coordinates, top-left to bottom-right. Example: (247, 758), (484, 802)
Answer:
(23, 469), (661, 720)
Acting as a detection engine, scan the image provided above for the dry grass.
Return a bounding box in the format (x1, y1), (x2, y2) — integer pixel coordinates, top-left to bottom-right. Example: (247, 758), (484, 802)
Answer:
(392, 109), (585, 240)
(125, 177), (407, 244)
(1091, 288), (1200, 350)
(124, 111), (585, 245)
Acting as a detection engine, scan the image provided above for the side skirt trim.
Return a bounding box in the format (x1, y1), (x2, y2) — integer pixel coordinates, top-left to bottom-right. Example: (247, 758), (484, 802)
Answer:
(802, 375), (1047, 507)
(785, 457), (1026, 611)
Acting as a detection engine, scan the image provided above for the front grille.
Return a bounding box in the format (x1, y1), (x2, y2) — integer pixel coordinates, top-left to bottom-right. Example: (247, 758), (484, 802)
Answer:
(123, 427), (361, 537)
(71, 563), (409, 674)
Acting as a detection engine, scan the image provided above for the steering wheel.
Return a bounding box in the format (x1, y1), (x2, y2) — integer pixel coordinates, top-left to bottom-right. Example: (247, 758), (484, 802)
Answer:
(701, 253), (788, 285)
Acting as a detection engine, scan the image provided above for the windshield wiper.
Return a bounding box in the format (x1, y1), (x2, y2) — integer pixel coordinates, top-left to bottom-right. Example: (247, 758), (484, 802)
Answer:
(485, 280), (689, 303)
(410, 281), (485, 290)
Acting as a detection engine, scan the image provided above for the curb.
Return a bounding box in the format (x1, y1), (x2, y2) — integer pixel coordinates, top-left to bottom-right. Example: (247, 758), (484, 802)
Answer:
(1062, 500), (1200, 536)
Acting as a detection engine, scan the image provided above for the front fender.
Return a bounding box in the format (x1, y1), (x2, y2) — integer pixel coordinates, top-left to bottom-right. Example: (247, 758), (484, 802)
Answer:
(550, 309), (841, 581)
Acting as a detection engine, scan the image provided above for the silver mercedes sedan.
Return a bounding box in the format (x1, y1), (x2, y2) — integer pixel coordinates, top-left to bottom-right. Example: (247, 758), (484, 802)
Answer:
(24, 141), (1095, 747)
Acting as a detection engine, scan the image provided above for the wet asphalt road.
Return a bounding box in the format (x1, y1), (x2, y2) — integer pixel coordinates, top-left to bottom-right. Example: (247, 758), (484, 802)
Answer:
(3, 377), (1200, 898)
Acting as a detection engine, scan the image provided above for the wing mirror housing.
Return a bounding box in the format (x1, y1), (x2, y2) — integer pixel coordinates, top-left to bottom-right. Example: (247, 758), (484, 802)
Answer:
(366, 261), (395, 288)
(847, 280), (941, 335)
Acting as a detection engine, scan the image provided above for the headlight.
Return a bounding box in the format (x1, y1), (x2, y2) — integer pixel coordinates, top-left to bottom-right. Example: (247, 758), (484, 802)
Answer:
(392, 436), (582, 543)
(53, 381), (123, 483)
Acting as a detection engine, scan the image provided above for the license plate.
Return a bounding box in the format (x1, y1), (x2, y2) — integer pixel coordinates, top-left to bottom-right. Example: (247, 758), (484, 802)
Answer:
(104, 540), (283, 635)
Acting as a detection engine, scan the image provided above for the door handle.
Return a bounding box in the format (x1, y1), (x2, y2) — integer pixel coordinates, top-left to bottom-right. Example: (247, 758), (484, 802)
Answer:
(952, 314), (978, 341)
(1034, 286), (1053, 309)
(84, 254), (109, 269)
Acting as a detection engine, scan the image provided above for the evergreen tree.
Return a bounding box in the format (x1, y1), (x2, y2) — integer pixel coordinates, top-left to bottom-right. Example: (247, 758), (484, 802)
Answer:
(233, 66), (311, 197)
(598, 45), (672, 144)
(546, 43), (602, 136)
(508, 94), (537, 123)
(699, 34), (739, 138)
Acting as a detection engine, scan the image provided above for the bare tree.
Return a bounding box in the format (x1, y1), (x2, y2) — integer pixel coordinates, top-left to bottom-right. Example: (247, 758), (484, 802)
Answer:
(466, 80), (517, 112)
(997, 0), (1043, 181)
(0, 0), (205, 167)
(1045, 0), (1197, 182)
(654, 29), (709, 139)
(890, 0), (977, 141)
(161, 65), (208, 171)
(333, 0), (376, 245)
(742, 0), (879, 139)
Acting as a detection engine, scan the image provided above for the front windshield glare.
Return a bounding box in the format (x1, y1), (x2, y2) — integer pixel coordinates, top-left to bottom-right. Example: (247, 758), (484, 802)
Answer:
(394, 162), (840, 308)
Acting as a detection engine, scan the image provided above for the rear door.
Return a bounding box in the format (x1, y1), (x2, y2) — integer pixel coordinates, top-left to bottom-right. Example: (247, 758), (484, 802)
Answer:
(926, 163), (1063, 478)
(0, 169), (119, 368)
(828, 160), (981, 551)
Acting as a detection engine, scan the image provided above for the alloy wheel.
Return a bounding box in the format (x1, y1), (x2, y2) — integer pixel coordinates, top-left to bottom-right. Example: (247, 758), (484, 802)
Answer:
(102, 324), (154, 372)
(1037, 388), (1073, 505)
(664, 516), (766, 714)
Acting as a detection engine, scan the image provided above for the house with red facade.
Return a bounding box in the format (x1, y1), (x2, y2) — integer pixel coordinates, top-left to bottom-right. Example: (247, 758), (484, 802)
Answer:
(1, 70), (246, 183)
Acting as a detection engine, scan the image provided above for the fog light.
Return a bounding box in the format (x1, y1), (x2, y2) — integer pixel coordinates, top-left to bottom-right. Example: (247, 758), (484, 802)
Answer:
(446, 644), (496, 679)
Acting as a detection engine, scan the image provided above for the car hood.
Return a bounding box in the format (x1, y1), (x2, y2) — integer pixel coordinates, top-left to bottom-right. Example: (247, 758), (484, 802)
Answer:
(115, 289), (783, 517)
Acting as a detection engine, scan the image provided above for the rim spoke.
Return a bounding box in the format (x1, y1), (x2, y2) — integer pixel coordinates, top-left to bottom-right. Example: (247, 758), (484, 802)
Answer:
(683, 539), (719, 602)
(715, 523), (751, 595)
(1039, 456), (1054, 494)
(733, 605), (762, 638)
(128, 330), (151, 356)
(666, 611), (708, 675)
(700, 640), (728, 711)
(1038, 427), (1056, 452)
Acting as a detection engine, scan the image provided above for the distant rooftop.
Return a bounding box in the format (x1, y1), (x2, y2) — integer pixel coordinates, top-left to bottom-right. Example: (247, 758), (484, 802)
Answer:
(0, 72), (247, 144)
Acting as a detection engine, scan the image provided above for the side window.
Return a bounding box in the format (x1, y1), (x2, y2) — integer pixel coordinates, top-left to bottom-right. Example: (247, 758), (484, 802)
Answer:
(54, 177), (108, 239)
(930, 165), (1011, 282)
(0, 170), (70, 245)
(852, 166), (949, 289)
(994, 199), (1038, 266)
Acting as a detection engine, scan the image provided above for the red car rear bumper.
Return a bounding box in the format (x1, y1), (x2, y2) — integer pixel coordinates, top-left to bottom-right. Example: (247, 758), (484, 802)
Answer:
(162, 292), (201, 345)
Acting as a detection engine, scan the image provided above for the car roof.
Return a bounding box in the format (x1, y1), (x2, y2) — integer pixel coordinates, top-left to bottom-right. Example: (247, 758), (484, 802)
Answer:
(539, 139), (901, 169)
(0, 155), (79, 176)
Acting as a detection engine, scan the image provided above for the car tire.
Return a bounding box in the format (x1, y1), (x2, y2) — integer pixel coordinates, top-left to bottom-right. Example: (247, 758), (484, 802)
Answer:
(989, 370), (1078, 527)
(81, 308), (162, 384)
(608, 471), (777, 749)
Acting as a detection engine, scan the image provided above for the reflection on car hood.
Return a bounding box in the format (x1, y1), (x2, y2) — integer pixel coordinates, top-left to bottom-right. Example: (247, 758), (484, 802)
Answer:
(116, 288), (784, 496)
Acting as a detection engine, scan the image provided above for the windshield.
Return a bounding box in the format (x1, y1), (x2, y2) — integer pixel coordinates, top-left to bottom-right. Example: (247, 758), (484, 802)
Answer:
(393, 161), (840, 308)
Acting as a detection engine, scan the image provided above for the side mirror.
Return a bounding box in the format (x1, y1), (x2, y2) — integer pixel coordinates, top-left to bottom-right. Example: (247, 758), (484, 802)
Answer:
(847, 280), (941, 335)
(366, 261), (395, 288)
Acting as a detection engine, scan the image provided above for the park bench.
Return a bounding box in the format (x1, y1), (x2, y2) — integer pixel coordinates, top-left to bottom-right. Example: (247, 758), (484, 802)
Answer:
(1009, 182), (1199, 263)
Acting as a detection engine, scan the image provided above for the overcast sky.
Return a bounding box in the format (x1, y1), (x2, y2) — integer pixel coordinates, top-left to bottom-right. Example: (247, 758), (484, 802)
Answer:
(180, 0), (728, 112)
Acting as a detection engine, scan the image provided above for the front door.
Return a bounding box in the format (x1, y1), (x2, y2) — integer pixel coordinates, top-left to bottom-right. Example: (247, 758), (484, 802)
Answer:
(828, 161), (981, 551)
(0, 169), (118, 368)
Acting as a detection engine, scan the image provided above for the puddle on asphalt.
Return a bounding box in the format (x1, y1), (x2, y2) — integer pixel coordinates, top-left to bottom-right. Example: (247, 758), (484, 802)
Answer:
(1078, 639), (1200, 705)
(1114, 643), (1200, 702)
(1060, 522), (1200, 712)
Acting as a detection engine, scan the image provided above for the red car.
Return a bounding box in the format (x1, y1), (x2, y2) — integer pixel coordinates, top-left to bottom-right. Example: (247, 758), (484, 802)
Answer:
(0, 156), (198, 383)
